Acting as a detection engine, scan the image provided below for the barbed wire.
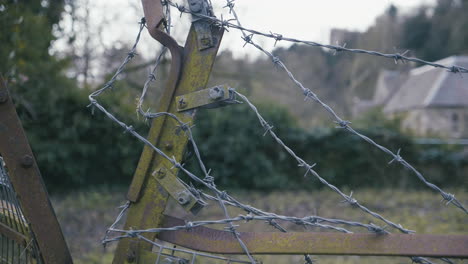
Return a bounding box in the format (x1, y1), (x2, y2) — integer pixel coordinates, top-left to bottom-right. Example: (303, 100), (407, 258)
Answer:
(164, 0), (468, 74)
(168, 0), (467, 214)
(134, 4), (257, 263)
(91, 1), (466, 264)
(235, 90), (409, 234)
(103, 218), (253, 264)
(89, 4), (257, 263)
(91, 17), (396, 264)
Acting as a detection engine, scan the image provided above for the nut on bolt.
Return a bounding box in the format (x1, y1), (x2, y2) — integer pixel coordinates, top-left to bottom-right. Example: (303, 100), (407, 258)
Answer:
(177, 191), (191, 205)
(209, 86), (224, 100)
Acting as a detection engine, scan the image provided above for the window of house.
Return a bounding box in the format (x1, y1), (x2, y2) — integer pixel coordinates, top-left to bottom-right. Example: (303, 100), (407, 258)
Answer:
(452, 112), (459, 132)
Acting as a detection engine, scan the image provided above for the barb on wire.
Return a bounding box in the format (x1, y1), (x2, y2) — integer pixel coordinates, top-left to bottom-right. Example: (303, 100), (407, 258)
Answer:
(206, 0), (467, 214)
(92, 2), (462, 264)
(94, 15), (401, 264)
(102, 201), (130, 248)
(89, 4), (255, 262)
(163, 0), (468, 74)
(235, 90), (405, 235)
(107, 212), (401, 236)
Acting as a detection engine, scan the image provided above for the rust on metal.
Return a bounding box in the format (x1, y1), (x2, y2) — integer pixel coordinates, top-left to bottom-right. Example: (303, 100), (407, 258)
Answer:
(112, 1), (468, 262)
(20, 154), (34, 168)
(0, 76), (73, 263)
(127, 0), (183, 203)
(113, 0), (224, 261)
(159, 215), (468, 258)
(152, 164), (205, 214)
(141, 0), (165, 34)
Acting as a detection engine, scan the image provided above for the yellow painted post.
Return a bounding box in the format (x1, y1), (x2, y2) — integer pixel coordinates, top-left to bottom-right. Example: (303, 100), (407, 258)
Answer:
(113, 25), (224, 264)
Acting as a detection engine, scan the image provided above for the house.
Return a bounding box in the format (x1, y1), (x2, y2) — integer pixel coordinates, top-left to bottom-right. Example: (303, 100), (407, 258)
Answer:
(357, 56), (468, 139)
(352, 70), (407, 116)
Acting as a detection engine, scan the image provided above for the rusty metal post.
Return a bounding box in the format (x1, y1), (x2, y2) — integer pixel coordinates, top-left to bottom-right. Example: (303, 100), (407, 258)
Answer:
(112, 24), (224, 264)
(0, 76), (73, 264)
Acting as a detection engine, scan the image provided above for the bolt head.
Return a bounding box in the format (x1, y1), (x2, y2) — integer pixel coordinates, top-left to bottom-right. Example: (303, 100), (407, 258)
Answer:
(126, 252), (136, 263)
(188, 0), (202, 12)
(20, 155), (33, 168)
(153, 168), (166, 179)
(178, 97), (187, 109)
(164, 141), (173, 151)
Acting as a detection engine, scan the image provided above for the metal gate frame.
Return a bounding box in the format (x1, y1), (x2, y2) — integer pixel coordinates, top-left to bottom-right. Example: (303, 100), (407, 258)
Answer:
(0, 76), (73, 264)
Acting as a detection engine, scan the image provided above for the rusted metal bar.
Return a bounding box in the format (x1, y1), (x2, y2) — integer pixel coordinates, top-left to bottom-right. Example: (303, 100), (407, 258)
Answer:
(113, 1), (224, 261)
(0, 76), (73, 264)
(159, 215), (468, 258)
(127, 0), (183, 204)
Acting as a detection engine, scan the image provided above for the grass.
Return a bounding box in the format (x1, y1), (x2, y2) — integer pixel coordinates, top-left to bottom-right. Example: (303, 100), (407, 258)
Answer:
(51, 187), (468, 264)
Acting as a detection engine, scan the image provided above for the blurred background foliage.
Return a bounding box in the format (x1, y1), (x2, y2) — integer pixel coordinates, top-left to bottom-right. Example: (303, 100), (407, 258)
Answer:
(0, 0), (467, 192)
(186, 105), (467, 190)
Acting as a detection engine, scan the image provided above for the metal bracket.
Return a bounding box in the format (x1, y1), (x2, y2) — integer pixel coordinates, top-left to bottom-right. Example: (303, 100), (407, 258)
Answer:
(176, 85), (238, 112)
(152, 165), (205, 215)
(188, 0), (215, 50)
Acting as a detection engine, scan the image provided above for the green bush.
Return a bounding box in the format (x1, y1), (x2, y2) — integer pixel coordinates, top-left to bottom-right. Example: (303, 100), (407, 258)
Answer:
(3, 1), (466, 192)
(184, 101), (302, 190)
(184, 102), (467, 191)
(23, 88), (144, 191)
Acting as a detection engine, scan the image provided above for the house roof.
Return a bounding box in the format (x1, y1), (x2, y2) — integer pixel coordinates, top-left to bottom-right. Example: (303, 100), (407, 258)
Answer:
(384, 56), (468, 113)
(374, 70), (407, 104)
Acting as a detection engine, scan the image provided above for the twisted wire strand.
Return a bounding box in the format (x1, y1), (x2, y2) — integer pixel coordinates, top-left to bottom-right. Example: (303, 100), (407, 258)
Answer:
(94, 17), (393, 262)
(196, 0), (467, 214)
(93, 2), (464, 264)
(89, 7), (255, 264)
(235, 90), (409, 234)
(133, 4), (256, 261)
(234, 91), (464, 264)
(165, 0), (468, 74)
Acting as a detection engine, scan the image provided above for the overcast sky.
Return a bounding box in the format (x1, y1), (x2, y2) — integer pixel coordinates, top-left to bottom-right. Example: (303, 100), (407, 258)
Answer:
(56, 0), (436, 61)
(215, 0), (436, 57)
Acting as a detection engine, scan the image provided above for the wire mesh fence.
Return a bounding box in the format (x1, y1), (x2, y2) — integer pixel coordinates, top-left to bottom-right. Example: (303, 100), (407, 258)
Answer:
(0, 157), (43, 264)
